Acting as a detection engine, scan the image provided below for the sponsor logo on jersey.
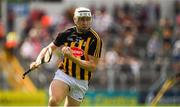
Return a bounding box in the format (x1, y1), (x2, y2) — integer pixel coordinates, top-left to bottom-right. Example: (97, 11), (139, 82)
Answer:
(71, 47), (84, 57)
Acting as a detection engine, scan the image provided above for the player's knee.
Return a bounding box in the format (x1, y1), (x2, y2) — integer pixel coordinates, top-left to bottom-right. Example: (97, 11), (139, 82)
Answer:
(49, 96), (59, 106)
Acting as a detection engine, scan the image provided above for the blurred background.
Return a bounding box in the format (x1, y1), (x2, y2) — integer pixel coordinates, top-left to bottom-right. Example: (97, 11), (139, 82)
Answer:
(0, 0), (180, 106)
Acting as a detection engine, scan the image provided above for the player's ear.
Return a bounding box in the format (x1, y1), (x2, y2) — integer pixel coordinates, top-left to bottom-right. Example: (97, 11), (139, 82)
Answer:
(73, 17), (77, 24)
(90, 17), (93, 24)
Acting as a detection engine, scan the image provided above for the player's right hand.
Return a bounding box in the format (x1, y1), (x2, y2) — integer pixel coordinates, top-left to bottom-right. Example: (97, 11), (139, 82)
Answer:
(30, 62), (39, 70)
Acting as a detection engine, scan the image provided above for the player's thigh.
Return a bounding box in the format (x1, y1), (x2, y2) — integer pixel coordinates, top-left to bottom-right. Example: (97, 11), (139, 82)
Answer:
(64, 96), (81, 107)
(49, 79), (70, 102)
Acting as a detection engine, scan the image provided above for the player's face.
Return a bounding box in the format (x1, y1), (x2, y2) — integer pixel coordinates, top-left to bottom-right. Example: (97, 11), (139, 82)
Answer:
(74, 17), (92, 32)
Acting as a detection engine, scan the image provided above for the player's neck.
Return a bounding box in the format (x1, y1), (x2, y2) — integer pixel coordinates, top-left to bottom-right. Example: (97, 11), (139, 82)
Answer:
(75, 26), (89, 34)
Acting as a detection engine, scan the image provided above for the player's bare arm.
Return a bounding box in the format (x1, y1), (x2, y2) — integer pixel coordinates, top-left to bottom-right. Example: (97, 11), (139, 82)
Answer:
(30, 42), (59, 70)
(62, 46), (99, 71)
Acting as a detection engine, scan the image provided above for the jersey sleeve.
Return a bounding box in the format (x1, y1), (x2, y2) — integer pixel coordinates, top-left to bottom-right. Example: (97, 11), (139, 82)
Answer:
(53, 32), (66, 47)
(88, 38), (102, 58)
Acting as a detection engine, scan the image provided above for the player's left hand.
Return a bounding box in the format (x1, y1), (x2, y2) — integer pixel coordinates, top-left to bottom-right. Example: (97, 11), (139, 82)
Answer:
(62, 46), (73, 57)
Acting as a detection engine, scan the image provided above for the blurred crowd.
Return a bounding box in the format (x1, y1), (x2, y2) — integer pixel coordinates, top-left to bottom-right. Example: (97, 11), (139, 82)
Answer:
(0, 0), (180, 92)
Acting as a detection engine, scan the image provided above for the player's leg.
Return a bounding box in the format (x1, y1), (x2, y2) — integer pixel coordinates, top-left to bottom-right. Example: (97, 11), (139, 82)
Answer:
(64, 96), (81, 107)
(48, 79), (70, 106)
(64, 77), (88, 107)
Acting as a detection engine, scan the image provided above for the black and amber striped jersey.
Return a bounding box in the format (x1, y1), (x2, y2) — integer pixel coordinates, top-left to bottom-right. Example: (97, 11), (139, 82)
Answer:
(53, 26), (102, 80)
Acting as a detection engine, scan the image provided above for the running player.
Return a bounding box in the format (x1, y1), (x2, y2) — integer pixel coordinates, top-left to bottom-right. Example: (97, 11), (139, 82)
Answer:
(30, 7), (102, 106)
